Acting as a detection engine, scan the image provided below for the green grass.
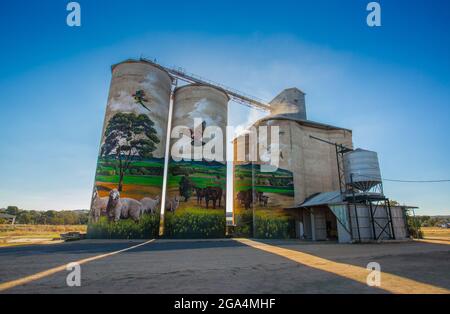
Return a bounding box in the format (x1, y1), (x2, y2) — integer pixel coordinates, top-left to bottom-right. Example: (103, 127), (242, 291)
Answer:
(127, 161), (164, 167)
(167, 176), (226, 189)
(233, 185), (294, 196)
(96, 159), (164, 178)
(234, 164), (294, 196)
(166, 160), (227, 189)
(254, 186), (294, 196)
(254, 212), (295, 239)
(0, 225), (86, 247)
(164, 210), (225, 239)
(87, 215), (160, 239)
(175, 207), (224, 215)
(96, 175), (163, 186)
(232, 211), (296, 239)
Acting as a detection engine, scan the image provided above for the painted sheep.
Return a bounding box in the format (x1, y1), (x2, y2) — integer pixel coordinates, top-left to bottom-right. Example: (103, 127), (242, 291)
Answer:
(106, 189), (143, 222)
(141, 196), (161, 214)
(165, 196), (180, 213)
(91, 188), (108, 223)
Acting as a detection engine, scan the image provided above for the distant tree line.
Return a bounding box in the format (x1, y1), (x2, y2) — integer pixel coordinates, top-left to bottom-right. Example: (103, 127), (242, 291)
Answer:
(412, 215), (450, 227)
(389, 200), (449, 228)
(0, 206), (89, 225)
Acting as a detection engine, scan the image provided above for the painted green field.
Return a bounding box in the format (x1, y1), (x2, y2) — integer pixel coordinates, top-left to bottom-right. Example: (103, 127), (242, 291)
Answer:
(95, 158), (164, 187)
(234, 164), (295, 197)
(168, 161), (226, 189)
(173, 207), (224, 215)
(254, 186), (294, 196)
(234, 184), (294, 196)
(96, 175), (163, 186)
(167, 176), (226, 189)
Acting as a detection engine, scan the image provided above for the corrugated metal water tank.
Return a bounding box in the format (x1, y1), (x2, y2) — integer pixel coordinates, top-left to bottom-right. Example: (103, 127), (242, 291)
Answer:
(344, 148), (382, 192)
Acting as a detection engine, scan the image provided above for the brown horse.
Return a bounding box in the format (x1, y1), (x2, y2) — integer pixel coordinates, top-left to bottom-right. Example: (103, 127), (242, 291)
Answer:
(204, 187), (223, 209)
(194, 187), (205, 205)
(237, 190), (253, 210)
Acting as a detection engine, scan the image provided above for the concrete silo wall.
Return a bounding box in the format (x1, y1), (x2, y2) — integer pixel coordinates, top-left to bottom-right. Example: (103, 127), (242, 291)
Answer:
(288, 123), (353, 203)
(165, 84), (228, 238)
(233, 118), (353, 239)
(88, 60), (172, 239)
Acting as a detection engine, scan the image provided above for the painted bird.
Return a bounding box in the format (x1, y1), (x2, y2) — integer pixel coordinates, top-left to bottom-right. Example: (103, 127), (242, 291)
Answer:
(132, 90), (151, 112)
(190, 120), (207, 146)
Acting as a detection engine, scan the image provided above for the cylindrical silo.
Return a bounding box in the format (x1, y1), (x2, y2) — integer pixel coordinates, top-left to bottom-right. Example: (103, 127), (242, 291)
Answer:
(88, 59), (172, 238)
(165, 84), (229, 238)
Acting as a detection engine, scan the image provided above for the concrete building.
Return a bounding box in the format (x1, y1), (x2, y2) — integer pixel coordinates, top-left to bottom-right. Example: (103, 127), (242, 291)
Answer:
(88, 58), (410, 242)
(233, 88), (410, 243)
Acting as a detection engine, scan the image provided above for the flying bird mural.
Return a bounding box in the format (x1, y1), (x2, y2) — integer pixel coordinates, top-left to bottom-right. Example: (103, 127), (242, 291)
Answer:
(132, 89), (151, 112)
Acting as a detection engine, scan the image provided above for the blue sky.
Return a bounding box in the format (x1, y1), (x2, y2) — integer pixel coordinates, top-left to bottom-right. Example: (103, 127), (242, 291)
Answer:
(0, 0), (449, 215)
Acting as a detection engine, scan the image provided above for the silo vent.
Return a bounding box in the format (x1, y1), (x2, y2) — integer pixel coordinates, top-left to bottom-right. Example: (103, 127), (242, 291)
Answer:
(269, 88), (307, 120)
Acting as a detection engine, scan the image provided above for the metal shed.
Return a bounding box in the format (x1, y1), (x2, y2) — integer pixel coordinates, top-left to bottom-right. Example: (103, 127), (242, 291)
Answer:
(288, 191), (412, 243)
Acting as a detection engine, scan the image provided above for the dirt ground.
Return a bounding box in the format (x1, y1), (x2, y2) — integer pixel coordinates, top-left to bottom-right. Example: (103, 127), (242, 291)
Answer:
(0, 225), (86, 247)
(421, 227), (450, 240)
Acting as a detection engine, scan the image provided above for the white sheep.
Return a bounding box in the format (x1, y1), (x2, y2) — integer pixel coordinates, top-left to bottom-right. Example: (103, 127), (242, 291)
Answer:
(106, 189), (143, 222)
(141, 195), (160, 214)
(91, 188), (108, 223)
(165, 196), (180, 213)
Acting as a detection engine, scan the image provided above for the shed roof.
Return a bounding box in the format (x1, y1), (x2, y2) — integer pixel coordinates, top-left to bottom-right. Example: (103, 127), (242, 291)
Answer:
(298, 191), (344, 208)
(257, 114), (352, 133)
(287, 190), (419, 210)
(285, 191), (344, 209)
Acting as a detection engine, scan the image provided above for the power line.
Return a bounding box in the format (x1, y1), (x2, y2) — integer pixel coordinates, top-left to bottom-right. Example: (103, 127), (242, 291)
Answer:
(382, 178), (450, 183)
(357, 174), (450, 183)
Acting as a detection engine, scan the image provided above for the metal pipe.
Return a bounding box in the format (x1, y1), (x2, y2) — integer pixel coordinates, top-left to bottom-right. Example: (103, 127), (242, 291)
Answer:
(351, 174), (361, 242)
(140, 58), (271, 111)
(335, 145), (343, 194)
(369, 202), (376, 240)
(159, 83), (176, 237)
(252, 162), (256, 238)
(387, 199), (395, 239)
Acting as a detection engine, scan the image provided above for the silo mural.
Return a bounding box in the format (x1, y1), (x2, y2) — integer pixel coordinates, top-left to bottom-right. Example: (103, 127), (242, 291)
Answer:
(233, 128), (296, 239)
(232, 90), (302, 239)
(88, 60), (172, 239)
(251, 119), (296, 239)
(165, 84), (228, 238)
(232, 85), (353, 239)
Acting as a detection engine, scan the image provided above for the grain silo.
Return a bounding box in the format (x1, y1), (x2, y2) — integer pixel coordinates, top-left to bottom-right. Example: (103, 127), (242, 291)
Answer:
(233, 87), (411, 243)
(165, 84), (229, 238)
(88, 59), (172, 238)
(233, 88), (353, 239)
(87, 58), (410, 242)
